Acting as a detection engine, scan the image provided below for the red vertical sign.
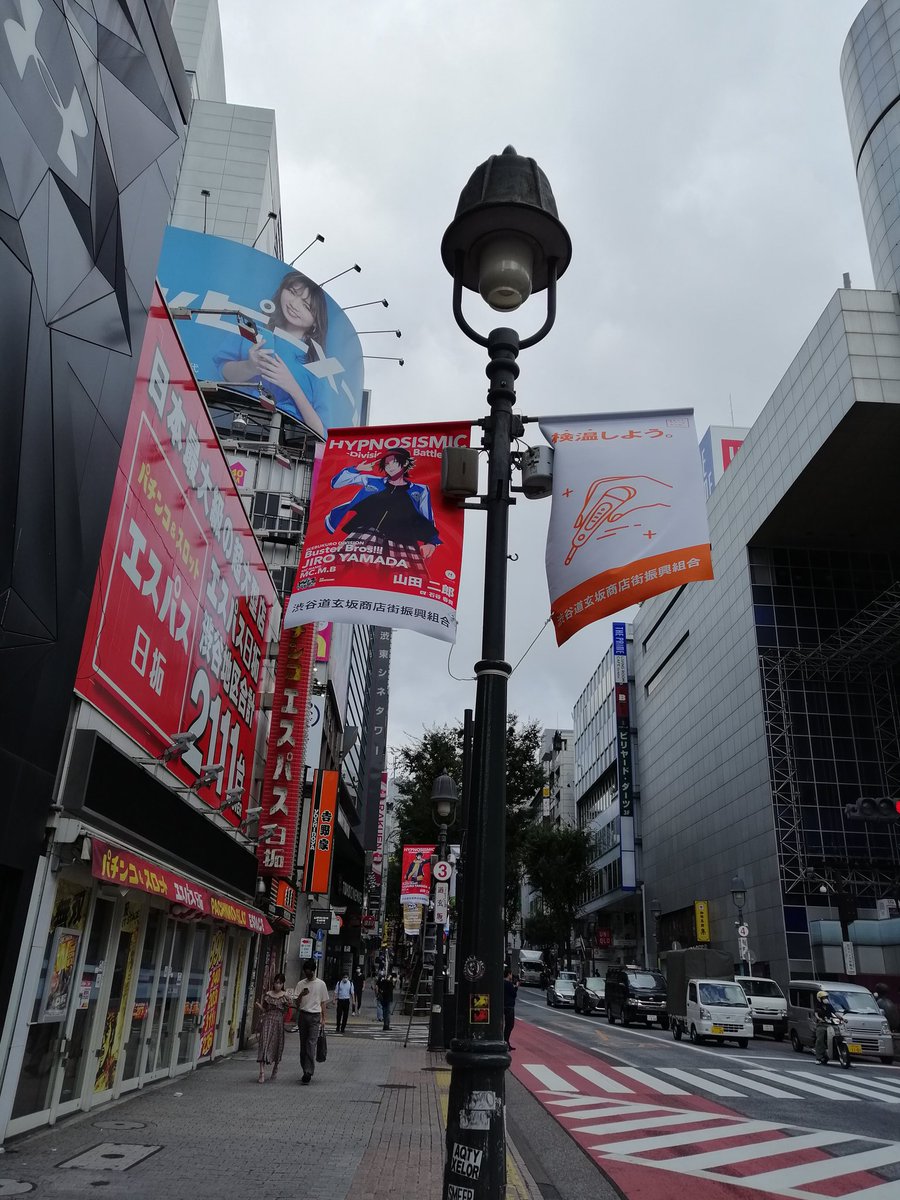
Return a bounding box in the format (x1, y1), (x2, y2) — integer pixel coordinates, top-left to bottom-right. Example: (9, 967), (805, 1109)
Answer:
(301, 770), (338, 895)
(257, 623), (316, 876)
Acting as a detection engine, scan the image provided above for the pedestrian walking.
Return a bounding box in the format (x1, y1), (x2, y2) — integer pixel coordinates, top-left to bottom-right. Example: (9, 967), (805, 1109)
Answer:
(352, 968), (365, 1014)
(503, 967), (518, 1050)
(334, 971), (353, 1032)
(254, 973), (290, 1083)
(377, 972), (395, 1030)
(294, 961), (329, 1084)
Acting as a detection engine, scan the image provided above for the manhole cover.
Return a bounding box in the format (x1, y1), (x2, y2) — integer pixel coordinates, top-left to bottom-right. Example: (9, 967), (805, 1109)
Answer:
(379, 1083), (415, 1090)
(59, 1144), (161, 1172)
(91, 1122), (145, 1131)
(0, 1183), (34, 1196)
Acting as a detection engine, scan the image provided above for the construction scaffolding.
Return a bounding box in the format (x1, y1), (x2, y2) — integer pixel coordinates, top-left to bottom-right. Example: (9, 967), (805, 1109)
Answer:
(759, 581), (900, 900)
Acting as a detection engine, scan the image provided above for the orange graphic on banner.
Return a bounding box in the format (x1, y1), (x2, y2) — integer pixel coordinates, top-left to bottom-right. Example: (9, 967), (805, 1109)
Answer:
(551, 543), (713, 646)
(302, 770), (338, 895)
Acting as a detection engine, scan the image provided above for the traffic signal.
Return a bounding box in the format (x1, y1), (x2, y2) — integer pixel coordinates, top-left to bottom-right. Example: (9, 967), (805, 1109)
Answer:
(844, 797), (900, 822)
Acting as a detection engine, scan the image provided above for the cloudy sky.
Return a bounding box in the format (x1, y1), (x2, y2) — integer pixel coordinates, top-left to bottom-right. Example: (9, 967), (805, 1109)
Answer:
(219, 0), (872, 756)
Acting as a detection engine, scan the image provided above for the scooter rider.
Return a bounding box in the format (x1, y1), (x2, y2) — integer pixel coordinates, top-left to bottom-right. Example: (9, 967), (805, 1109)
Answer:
(814, 988), (839, 1064)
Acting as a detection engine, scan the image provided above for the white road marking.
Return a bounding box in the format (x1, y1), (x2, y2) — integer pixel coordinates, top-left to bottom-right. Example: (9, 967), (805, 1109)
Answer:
(573, 1110), (736, 1136)
(784, 1071), (900, 1103)
(641, 1128), (850, 1171)
(569, 1064), (632, 1093)
(521, 1064), (578, 1092)
(658, 1067), (745, 1096)
(701, 1068), (797, 1098)
(590, 1119), (778, 1155)
(746, 1142), (900, 1190)
(614, 1066), (690, 1094)
(747, 1068), (858, 1101)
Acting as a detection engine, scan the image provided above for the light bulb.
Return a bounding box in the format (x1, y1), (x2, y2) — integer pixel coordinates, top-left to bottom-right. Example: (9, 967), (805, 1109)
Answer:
(478, 236), (534, 311)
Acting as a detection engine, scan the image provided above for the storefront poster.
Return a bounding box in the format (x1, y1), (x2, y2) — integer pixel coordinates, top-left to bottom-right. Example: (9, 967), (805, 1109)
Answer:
(157, 227), (364, 436)
(401, 845), (434, 906)
(75, 287), (278, 819)
(301, 770), (338, 895)
(199, 927), (226, 1059)
(92, 838), (272, 934)
(539, 410), (713, 646)
(38, 928), (81, 1024)
(94, 903), (142, 1092)
(283, 422), (470, 643)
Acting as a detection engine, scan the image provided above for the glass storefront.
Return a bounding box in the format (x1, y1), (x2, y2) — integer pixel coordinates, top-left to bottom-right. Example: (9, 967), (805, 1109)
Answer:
(6, 869), (256, 1139)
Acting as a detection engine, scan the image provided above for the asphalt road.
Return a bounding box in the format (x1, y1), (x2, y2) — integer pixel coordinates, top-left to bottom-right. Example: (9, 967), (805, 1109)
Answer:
(510, 985), (900, 1200)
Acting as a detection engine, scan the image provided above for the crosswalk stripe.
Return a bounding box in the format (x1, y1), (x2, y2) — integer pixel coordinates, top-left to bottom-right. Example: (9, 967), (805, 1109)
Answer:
(614, 1066), (690, 1094)
(522, 1065), (578, 1092)
(566, 1102), (671, 1121)
(569, 1064), (633, 1093)
(839, 1180), (900, 1200)
(590, 1119), (778, 1155)
(849, 1074), (900, 1097)
(701, 1068), (797, 1098)
(573, 1111), (735, 1136)
(746, 1142), (900, 1190)
(747, 1068), (858, 1101)
(658, 1067), (745, 1096)
(784, 1071), (900, 1102)
(647, 1129), (850, 1172)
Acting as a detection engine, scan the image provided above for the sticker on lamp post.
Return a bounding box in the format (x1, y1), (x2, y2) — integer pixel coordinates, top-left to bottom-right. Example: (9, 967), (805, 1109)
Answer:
(469, 994), (489, 1024)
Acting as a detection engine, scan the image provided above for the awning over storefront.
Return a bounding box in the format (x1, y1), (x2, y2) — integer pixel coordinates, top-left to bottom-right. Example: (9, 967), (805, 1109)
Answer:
(91, 836), (272, 934)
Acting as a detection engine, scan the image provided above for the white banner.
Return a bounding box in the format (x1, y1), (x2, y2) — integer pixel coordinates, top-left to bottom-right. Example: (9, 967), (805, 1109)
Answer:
(539, 410), (713, 645)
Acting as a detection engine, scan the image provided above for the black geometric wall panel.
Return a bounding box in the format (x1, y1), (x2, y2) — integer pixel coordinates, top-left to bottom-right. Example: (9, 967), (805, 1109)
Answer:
(0, 0), (188, 1024)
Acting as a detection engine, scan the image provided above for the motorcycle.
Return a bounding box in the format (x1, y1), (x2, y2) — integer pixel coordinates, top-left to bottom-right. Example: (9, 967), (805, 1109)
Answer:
(826, 1015), (852, 1069)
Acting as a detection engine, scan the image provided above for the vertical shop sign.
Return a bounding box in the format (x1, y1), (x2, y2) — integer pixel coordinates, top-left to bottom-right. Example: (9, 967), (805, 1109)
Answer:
(613, 623), (637, 892)
(694, 900), (711, 943)
(362, 627), (392, 850)
(258, 622), (316, 875)
(199, 927), (226, 1058)
(301, 770), (338, 895)
(75, 287), (278, 818)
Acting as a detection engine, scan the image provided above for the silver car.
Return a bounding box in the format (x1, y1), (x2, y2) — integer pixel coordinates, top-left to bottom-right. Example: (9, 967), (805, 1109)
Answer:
(546, 978), (576, 1007)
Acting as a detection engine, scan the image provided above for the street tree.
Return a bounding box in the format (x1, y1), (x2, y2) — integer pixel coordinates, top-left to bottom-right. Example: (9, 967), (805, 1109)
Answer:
(521, 824), (593, 967)
(391, 718), (543, 933)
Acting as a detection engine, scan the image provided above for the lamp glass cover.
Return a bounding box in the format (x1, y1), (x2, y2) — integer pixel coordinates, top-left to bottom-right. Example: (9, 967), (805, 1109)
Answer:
(478, 236), (534, 311)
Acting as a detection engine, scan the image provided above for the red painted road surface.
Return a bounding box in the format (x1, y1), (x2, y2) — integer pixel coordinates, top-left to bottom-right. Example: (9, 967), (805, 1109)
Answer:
(509, 1018), (898, 1200)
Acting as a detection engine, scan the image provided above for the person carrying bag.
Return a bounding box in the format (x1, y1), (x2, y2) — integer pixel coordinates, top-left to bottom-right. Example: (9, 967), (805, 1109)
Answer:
(316, 1027), (328, 1062)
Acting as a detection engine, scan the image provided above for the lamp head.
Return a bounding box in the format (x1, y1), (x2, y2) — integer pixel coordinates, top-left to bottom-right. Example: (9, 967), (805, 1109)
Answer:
(441, 145), (571, 312)
(430, 772), (458, 825)
(730, 875), (747, 909)
(650, 899), (662, 919)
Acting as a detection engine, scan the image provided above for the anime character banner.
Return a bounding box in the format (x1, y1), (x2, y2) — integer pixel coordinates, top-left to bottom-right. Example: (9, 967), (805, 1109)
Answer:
(284, 423), (470, 643)
(157, 227), (364, 437)
(540, 411), (713, 646)
(401, 845), (435, 905)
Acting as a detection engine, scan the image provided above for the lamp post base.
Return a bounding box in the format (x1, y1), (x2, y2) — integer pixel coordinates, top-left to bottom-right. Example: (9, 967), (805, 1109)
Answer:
(443, 1037), (511, 1200)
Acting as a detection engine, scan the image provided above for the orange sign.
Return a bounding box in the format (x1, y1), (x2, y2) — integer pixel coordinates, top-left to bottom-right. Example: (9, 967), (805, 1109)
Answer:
(302, 769), (338, 894)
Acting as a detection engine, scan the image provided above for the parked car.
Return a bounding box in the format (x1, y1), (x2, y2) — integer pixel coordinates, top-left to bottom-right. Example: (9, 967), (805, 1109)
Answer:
(787, 980), (894, 1064)
(605, 966), (668, 1028)
(734, 975), (787, 1041)
(574, 976), (606, 1015)
(556, 970), (578, 982)
(546, 978), (576, 1007)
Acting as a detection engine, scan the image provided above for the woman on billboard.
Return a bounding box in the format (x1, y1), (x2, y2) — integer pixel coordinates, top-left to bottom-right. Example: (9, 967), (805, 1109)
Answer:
(324, 449), (441, 574)
(215, 271), (336, 436)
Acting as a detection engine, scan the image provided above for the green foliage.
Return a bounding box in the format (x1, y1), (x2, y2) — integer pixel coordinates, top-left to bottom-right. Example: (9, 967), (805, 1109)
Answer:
(521, 824), (593, 965)
(522, 910), (559, 951)
(391, 717), (543, 932)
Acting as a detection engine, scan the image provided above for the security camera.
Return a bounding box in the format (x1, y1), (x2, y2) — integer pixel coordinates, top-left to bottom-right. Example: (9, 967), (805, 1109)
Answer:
(159, 731), (198, 762)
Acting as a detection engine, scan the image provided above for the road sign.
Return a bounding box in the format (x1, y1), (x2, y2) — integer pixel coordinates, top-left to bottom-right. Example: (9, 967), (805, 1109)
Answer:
(738, 936), (749, 958)
(315, 929), (325, 942)
(434, 880), (450, 924)
(314, 950), (322, 961)
(842, 940), (857, 975)
(433, 860), (452, 883)
(738, 923), (750, 937)
(299, 937), (313, 960)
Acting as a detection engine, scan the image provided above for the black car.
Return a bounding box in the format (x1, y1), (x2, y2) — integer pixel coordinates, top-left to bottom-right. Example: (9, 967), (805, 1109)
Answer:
(605, 967), (668, 1028)
(574, 976), (606, 1015)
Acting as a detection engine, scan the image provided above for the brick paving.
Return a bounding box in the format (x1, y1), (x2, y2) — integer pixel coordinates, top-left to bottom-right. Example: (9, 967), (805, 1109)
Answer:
(0, 1002), (536, 1200)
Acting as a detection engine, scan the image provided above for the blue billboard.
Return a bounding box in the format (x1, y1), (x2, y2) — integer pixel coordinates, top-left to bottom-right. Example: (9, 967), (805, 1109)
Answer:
(157, 227), (364, 437)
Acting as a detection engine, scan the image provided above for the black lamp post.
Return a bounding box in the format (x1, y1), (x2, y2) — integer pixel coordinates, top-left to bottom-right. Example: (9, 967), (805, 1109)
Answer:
(731, 875), (748, 976)
(440, 146), (571, 1200)
(429, 772), (458, 1050)
(650, 899), (662, 968)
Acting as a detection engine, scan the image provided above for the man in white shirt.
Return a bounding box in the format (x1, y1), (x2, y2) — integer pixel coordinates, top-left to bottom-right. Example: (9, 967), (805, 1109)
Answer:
(294, 961), (329, 1083)
(334, 972), (353, 1033)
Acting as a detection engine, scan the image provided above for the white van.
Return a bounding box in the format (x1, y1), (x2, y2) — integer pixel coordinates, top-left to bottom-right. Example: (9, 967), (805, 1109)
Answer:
(735, 976), (787, 1041)
(787, 980), (893, 1064)
(679, 978), (754, 1047)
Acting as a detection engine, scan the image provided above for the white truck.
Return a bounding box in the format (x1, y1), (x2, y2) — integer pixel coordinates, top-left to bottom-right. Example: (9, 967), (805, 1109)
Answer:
(663, 948), (754, 1048)
(511, 948), (546, 986)
(734, 975), (787, 1041)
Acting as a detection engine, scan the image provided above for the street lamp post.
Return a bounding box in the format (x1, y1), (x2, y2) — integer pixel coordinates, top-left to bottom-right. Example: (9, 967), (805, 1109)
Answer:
(650, 899), (662, 969)
(429, 772), (458, 1051)
(439, 147), (571, 1200)
(731, 875), (749, 975)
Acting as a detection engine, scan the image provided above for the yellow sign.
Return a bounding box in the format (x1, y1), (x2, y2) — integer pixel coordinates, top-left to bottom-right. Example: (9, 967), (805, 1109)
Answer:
(470, 994), (490, 1024)
(694, 900), (710, 943)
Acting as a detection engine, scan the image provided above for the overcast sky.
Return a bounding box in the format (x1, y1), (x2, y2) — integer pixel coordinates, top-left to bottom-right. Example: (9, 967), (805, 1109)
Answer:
(218, 0), (872, 758)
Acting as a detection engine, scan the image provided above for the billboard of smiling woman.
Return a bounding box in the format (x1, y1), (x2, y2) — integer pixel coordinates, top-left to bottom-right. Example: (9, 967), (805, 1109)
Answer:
(157, 226), (364, 437)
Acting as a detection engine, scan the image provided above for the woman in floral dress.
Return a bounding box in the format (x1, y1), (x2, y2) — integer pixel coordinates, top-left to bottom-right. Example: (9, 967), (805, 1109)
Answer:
(255, 973), (290, 1083)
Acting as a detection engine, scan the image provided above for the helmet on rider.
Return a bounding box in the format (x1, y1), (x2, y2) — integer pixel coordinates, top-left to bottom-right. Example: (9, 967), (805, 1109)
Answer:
(816, 990), (828, 999)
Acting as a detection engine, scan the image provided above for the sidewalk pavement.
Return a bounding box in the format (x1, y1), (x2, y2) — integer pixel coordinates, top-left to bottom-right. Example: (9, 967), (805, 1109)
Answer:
(0, 998), (537, 1200)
